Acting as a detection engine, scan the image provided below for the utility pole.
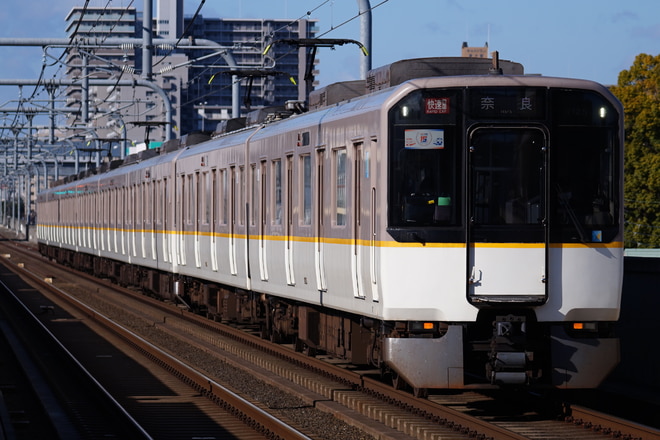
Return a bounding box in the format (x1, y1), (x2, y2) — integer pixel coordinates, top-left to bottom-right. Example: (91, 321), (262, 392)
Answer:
(142, 0), (153, 81)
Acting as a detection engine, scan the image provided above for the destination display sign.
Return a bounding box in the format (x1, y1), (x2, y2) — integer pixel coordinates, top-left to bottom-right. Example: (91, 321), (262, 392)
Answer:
(469, 87), (545, 119)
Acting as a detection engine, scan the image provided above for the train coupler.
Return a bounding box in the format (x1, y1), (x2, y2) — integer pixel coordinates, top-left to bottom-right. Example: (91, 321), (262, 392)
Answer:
(487, 351), (530, 385)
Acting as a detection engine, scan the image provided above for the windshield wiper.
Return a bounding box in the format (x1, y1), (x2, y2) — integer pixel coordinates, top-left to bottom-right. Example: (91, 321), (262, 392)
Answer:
(555, 184), (588, 243)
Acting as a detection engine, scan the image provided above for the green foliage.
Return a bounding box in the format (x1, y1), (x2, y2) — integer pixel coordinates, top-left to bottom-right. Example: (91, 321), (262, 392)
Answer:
(610, 53), (660, 247)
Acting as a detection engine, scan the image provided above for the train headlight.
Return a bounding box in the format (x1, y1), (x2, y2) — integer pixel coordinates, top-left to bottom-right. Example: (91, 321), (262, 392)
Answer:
(599, 106), (607, 119)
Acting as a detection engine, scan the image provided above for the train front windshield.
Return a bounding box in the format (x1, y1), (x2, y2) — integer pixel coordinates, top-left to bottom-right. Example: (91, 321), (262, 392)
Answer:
(387, 86), (621, 244)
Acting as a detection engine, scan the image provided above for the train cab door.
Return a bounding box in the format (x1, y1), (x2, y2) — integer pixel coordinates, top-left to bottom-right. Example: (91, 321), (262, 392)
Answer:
(467, 127), (548, 304)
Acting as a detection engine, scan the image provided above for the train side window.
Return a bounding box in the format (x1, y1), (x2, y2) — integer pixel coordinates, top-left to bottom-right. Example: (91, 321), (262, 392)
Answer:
(211, 169), (217, 227)
(196, 172), (202, 226)
(198, 172), (206, 226)
(163, 177), (168, 230)
(145, 182), (150, 226)
(126, 185), (132, 228)
(334, 148), (347, 226)
(100, 190), (105, 248)
(238, 166), (245, 226)
(152, 182), (157, 226)
(204, 171), (211, 225)
(81, 191), (86, 225)
(145, 182), (151, 226)
(220, 168), (228, 225)
(84, 191), (89, 225)
(134, 183), (139, 229)
(140, 183), (145, 226)
(272, 159), (282, 225)
(301, 154), (312, 226)
(155, 180), (161, 226)
(250, 164), (258, 226)
(134, 184), (139, 228)
(187, 174), (194, 226)
(106, 189), (110, 225)
(179, 174), (185, 228)
(138, 183), (143, 227)
(110, 188), (115, 228)
(117, 187), (123, 230)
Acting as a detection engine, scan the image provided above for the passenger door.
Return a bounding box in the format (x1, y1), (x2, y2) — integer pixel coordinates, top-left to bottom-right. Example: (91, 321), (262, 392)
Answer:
(285, 155), (295, 285)
(315, 149), (327, 292)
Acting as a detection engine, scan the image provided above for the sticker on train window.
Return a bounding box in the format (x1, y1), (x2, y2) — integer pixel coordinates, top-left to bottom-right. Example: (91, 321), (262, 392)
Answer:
(425, 97), (450, 114)
(405, 129), (445, 149)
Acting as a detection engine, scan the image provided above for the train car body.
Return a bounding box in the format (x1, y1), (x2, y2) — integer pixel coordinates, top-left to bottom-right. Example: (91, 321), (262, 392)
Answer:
(37, 58), (624, 392)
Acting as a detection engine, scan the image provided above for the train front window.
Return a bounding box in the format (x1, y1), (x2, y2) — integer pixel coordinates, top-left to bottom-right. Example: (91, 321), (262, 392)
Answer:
(551, 126), (618, 242)
(550, 89), (620, 243)
(391, 128), (458, 227)
(388, 89), (460, 232)
(386, 86), (621, 244)
(469, 128), (546, 226)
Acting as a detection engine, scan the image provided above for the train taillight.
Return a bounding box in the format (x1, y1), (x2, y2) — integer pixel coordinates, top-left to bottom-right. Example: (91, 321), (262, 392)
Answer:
(572, 322), (597, 331)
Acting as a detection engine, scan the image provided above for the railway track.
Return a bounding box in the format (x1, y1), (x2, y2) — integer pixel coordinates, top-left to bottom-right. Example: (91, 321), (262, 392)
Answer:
(0, 257), (150, 438)
(2, 233), (659, 440)
(0, 238), (312, 440)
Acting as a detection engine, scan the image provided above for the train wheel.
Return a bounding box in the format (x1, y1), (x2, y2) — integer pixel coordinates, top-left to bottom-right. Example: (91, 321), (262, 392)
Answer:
(391, 371), (406, 390)
(294, 338), (317, 357)
(413, 387), (428, 399)
(270, 329), (282, 344)
(294, 336), (304, 352)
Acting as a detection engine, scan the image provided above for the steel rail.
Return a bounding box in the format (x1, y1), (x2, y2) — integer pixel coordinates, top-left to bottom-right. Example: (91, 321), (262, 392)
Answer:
(567, 404), (660, 440)
(7, 256), (313, 440)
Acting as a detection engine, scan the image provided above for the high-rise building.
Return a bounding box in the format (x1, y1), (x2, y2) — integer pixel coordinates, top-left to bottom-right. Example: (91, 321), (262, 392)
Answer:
(63, 6), (139, 129)
(63, 1), (317, 152)
(181, 16), (317, 133)
(64, 5), (180, 150)
(156, 0), (183, 38)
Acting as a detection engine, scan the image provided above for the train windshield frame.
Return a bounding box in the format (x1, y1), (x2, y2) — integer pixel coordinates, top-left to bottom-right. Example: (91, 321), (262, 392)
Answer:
(387, 86), (621, 244)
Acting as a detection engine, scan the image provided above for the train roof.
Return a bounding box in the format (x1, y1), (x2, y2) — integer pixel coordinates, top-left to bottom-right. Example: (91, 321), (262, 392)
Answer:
(40, 57), (620, 197)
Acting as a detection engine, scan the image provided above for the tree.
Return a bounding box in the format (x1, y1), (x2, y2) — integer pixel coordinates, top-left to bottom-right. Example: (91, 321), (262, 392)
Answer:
(610, 53), (660, 248)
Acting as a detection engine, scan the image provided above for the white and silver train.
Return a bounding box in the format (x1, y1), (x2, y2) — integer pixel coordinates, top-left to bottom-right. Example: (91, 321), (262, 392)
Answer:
(37, 58), (624, 393)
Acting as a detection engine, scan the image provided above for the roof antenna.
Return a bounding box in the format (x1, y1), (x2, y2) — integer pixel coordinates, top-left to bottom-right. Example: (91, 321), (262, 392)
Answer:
(490, 51), (503, 75)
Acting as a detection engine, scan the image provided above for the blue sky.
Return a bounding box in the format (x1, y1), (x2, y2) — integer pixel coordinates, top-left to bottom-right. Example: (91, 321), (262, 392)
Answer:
(1, 0), (658, 107)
